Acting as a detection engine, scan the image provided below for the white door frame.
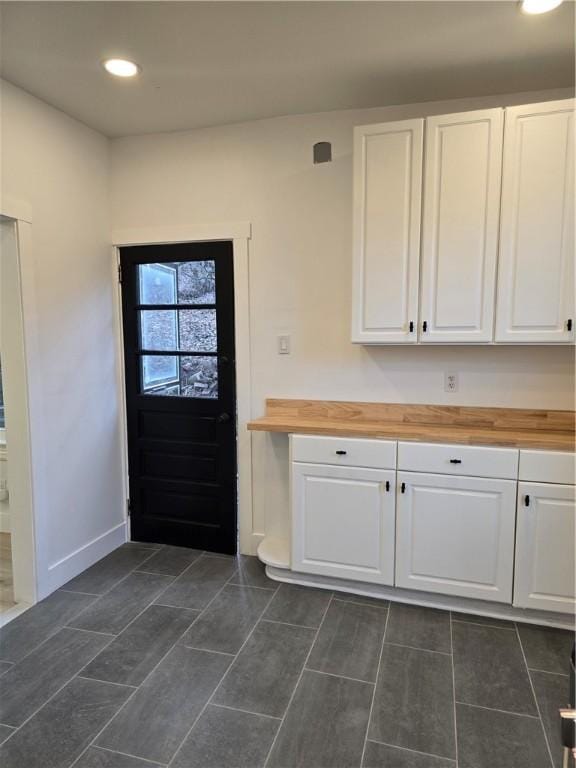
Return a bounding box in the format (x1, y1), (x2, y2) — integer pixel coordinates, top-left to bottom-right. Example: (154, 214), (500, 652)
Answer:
(0, 198), (42, 623)
(111, 222), (257, 554)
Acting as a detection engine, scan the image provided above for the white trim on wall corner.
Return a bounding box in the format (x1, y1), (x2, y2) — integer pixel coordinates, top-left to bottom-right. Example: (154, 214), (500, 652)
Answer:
(47, 521), (128, 593)
(0, 197), (32, 224)
(112, 223), (255, 554)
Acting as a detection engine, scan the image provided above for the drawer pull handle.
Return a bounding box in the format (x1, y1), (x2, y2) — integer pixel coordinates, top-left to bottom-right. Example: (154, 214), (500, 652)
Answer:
(385, 480), (390, 492)
(524, 494), (530, 507)
(449, 459), (462, 464)
(335, 450), (347, 456)
(567, 319), (573, 331)
(409, 321), (414, 333)
(400, 482), (406, 494)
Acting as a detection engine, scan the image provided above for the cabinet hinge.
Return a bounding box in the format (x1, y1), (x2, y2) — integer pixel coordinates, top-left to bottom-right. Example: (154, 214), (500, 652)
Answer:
(118, 263), (123, 284)
(524, 495), (530, 507)
(126, 498), (131, 516)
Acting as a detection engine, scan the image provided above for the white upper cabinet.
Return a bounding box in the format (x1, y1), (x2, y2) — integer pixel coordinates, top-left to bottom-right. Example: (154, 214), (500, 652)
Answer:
(419, 110), (503, 342)
(352, 99), (574, 345)
(496, 100), (575, 343)
(352, 119), (423, 343)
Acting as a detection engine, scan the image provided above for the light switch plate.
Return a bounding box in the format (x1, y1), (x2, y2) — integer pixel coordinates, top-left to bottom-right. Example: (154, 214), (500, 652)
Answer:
(278, 335), (291, 355)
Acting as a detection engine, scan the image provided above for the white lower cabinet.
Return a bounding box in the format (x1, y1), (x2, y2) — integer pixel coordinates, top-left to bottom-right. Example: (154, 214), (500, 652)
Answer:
(514, 482), (576, 614)
(395, 471), (517, 603)
(292, 463), (396, 584)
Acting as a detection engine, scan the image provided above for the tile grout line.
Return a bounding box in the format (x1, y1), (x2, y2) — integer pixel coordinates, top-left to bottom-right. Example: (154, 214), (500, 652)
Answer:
(261, 591), (336, 768)
(0, 548), (228, 756)
(68, 550), (220, 648)
(0, 631), (120, 745)
(67, 558), (244, 768)
(528, 666), (570, 678)
(210, 702), (283, 721)
(166, 580), (281, 767)
(67, 555), (243, 768)
(451, 619), (516, 631)
(359, 602), (390, 768)
(514, 622), (556, 768)
(367, 737), (458, 763)
(86, 743), (168, 766)
(383, 640), (452, 656)
(260, 618), (319, 630)
(449, 611), (459, 768)
(455, 700), (542, 720)
(61, 546), (185, 631)
(303, 666), (376, 686)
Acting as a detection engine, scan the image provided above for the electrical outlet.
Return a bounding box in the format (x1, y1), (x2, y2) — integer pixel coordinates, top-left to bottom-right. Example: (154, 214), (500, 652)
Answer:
(445, 372), (458, 393)
(278, 335), (291, 355)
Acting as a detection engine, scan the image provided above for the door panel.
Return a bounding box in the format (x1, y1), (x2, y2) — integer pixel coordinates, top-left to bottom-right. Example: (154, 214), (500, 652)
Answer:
(496, 100), (575, 343)
(292, 463), (395, 584)
(420, 109), (503, 343)
(120, 242), (237, 553)
(514, 482), (576, 613)
(352, 119), (423, 343)
(395, 472), (516, 602)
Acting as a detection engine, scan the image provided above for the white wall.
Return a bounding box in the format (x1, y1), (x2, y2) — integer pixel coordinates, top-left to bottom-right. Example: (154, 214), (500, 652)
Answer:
(111, 87), (575, 549)
(1, 81), (126, 596)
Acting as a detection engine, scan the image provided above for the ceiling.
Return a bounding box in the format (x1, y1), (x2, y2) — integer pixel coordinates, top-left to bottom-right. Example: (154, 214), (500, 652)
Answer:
(1, 1), (574, 138)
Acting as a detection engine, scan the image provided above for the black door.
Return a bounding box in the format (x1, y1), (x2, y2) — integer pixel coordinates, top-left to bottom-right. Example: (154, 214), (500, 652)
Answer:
(120, 242), (237, 554)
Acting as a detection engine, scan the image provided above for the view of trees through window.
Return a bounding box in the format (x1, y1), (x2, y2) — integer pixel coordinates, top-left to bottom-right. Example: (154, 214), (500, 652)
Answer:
(139, 261), (218, 398)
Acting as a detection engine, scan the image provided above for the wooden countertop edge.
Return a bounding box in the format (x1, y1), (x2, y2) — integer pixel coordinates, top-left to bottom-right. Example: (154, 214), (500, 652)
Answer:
(247, 417), (575, 451)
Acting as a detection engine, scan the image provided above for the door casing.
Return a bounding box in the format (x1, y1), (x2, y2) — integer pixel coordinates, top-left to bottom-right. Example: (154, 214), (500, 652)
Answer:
(112, 222), (256, 555)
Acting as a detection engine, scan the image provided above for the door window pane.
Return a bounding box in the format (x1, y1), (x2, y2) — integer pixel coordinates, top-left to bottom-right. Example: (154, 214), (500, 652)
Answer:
(140, 310), (217, 352)
(141, 356), (218, 399)
(138, 261), (215, 305)
(140, 310), (178, 351)
(139, 263), (177, 304)
(141, 355), (178, 391)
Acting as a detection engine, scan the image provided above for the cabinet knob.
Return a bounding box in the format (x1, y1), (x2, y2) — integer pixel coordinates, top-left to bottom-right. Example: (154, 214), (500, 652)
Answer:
(335, 450), (347, 456)
(217, 413), (231, 424)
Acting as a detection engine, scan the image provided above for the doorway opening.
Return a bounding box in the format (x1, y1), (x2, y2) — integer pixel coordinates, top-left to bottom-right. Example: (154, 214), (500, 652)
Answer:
(120, 241), (238, 554)
(0, 216), (37, 624)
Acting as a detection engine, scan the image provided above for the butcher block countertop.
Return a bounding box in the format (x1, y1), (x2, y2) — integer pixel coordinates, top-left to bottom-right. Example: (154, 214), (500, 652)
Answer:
(247, 399), (576, 451)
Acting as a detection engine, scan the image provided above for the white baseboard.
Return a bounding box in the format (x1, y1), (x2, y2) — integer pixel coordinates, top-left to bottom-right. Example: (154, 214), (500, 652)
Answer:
(0, 510), (10, 533)
(47, 522), (128, 593)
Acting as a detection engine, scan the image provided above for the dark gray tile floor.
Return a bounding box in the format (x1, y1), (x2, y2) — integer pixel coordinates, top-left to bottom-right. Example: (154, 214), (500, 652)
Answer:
(0, 542), (572, 768)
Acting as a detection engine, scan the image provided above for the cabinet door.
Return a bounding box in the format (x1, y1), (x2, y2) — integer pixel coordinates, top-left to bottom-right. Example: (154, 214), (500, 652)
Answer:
(352, 120), (423, 344)
(419, 109), (503, 343)
(514, 482), (575, 614)
(395, 472), (516, 602)
(496, 100), (575, 343)
(292, 463), (395, 584)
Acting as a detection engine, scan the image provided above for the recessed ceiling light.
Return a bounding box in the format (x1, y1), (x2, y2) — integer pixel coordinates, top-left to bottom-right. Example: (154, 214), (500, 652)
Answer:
(521, 0), (563, 14)
(102, 58), (140, 78)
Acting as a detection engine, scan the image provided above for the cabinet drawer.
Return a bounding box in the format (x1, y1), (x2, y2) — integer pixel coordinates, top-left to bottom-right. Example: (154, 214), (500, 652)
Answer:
(519, 450), (575, 485)
(398, 441), (518, 479)
(291, 435), (396, 469)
